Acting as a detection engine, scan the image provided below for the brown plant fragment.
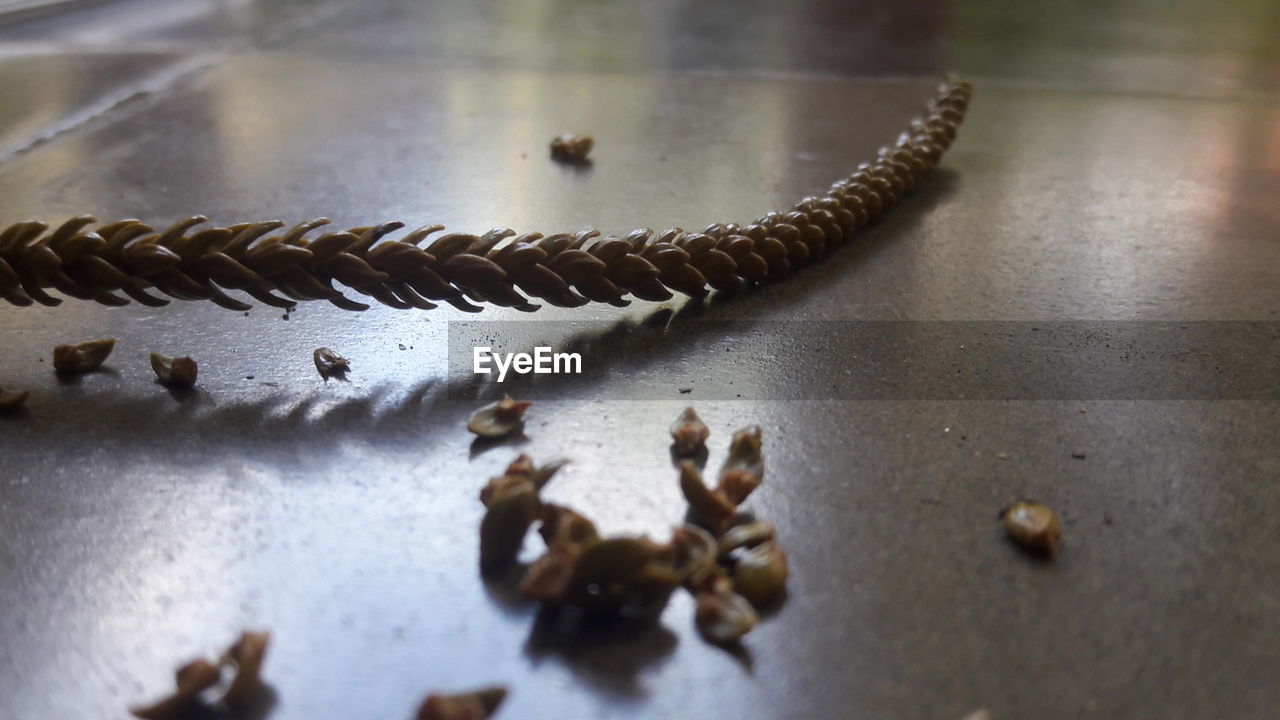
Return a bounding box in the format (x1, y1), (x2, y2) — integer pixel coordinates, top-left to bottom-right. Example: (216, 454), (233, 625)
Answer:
(679, 460), (737, 535)
(479, 479), (539, 571)
(0, 385), (29, 411)
(549, 133), (593, 163)
(219, 630), (271, 710)
(731, 541), (789, 607)
(150, 353), (198, 387)
(467, 394), (531, 438)
(52, 338), (115, 373)
(1001, 501), (1062, 557)
(670, 406), (709, 456)
(313, 346), (350, 380)
(694, 589), (758, 645)
(718, 426), (763, 504)
(417, 686), (508, 720)
(717, 521), (775, 558)
(129, 658), (221, 720)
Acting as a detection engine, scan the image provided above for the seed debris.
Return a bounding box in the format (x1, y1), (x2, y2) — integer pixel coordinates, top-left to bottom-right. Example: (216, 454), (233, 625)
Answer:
(150, 353), (198, 387)
(549, 133), (593, 163)
(313, 347), (350, 380)
(1001, 501), (1062, 557)
(417, 686), (508, 720)
(0, 385), (29, 411)
(52, 338), (115, 374)
(129, 630), (270, 719)
(670, 406), (709, 456)
(467, 394), (531, 438)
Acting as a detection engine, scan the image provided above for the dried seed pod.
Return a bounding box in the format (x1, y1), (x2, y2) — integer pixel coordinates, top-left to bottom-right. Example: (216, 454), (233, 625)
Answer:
(467, 394), (531, 438)
(731, 541), (789, 607)
(479, 479), (539, 571)
(717, 426), (763, 504)
(1001, 501), (1062, 557)
(717, 521), (775, 557)
(668, 524), (717, 580)
(549, 133), (593, 163)
(480, 455), (566, 506)
(313, 346), (350, 380)
(0, 386), (29, 411)
(150, 353), (198, 387)
(694, 589), (758, 644)
(129, 658), (221, 719)
(678, 460), (736, 535)
(670, 406), (709, 456)
(537, 503), (599, 549)
(519, 543), (582, 602)
(417, 686), (508, 720)
(219, 630), (271, 710)
(52, 338), (115, 373)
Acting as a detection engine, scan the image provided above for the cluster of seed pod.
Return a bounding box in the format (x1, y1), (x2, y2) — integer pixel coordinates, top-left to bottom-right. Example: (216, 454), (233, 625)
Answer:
(678, 424), (788, 644)
(479, 454), (721, 616)
(0, 78), (969, 314)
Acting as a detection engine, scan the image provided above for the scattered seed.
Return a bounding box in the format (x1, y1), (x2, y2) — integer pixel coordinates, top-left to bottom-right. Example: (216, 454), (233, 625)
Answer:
(1001, 501), (1062, 557)
(995, 452), (1009, 460)
(52, 338), (115, 374)
(961, 710), (994, 720)
(678, 387), (692, 394)
(150, 353), (198, 387)
(417, 686), (508, 720)
(694, 589), (758, 644)
(731, 541), (789, 606)
(670, 407), (709, 456)
(313, 347), (350, 380)
(467, 394), (531, 438)
(0, 386), (29, 411)
(718, 426), (763, 504)
(1071, 452), (1086, 460)
(549, 133), (593, 163)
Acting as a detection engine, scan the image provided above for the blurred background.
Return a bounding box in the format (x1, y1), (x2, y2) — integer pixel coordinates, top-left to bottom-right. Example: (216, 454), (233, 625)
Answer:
(2, 2), (1279, 719)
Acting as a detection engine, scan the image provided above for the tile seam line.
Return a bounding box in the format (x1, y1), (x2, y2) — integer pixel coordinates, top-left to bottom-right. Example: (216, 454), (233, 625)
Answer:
(0, 50), (230, 169)
(0, 0), (351, 169)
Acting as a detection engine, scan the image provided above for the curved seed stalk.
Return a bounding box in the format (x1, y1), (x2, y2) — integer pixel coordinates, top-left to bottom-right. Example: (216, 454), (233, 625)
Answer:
(0, 79), (971, 314)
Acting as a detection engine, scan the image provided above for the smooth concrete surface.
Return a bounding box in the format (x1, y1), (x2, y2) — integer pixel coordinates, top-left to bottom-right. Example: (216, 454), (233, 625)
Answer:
(1, 2), (1278, 719)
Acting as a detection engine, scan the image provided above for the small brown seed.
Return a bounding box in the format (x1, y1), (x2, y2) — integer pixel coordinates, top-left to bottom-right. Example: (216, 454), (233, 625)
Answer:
(150, 353), (198, 387)
(670, 406), (709, 456)
(467, 394), (531, 438)
(52, 338), (115, 373)
(417, 686), (508, 720)
(732, 541), (789, 607)
(1001, 501), (1062, 557)
(313, 347), (350, 380)
(549, 133), (593, 163)
(219, 630), (271, 710)
(717, 521), (775, 557)
(718, 426), (763, 503)
(678, 460), (737, 535)
(695, 590), (758, 644)
(537, 503), (599, 549)
(479, 480), (539, 571)
(0, 386), (29, 411)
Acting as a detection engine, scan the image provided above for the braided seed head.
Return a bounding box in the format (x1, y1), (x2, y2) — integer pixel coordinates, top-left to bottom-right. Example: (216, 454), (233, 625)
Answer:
(0, 78), (970, 315)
